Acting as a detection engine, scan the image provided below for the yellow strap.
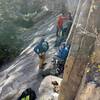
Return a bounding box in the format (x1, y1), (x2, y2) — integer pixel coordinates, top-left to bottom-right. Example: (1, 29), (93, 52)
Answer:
(21, 95), (30, 100)
(97, 65), (100, 69)
(21, 97), (25, 100)
(26, 95), (30, 100)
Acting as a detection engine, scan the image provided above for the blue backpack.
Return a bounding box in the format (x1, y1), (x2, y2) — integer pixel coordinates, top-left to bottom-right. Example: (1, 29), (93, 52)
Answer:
(56, 45), (70, 60)
(34, 41), (49, 55)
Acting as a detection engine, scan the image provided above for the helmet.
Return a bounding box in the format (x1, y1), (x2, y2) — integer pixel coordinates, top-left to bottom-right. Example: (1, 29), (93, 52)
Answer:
(61, 42), (66, 47)
(66, 44), (71, 49)
(40, 38), (45, 43)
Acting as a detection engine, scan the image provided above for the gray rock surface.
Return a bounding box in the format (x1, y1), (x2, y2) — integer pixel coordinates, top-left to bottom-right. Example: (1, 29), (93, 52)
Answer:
(0, 15), (57, 100)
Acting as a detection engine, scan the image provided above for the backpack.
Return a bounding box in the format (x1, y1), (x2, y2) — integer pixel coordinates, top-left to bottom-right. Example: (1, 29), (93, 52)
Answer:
(34, 41), (49, 55)
(42, 41), (49, 52)
(17, 88), (37, 100)
(57, 46), (70, 60)
(62, 20), (72, 32)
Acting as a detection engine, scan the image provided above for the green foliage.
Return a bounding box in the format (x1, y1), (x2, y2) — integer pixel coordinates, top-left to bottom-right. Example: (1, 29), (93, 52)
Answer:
(0, 20), (24, 65)
(14, 17), (34, 28)
(0, 0), (43, 66)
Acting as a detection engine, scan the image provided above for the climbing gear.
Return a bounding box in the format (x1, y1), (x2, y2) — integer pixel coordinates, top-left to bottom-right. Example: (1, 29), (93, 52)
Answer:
(41, 55), (65, 78)
(52, 56), (65, 74)
(42, 41), (49, 52)
(34, 40), (49, 69)
(62, 20), (72, 39)
(21, 95), (30, 100)
(18, 88), (36, 100)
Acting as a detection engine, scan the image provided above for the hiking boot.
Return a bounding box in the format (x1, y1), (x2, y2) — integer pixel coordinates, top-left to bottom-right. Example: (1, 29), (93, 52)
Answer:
(42, 63), (47, 66)
(40, 63), (47, 69)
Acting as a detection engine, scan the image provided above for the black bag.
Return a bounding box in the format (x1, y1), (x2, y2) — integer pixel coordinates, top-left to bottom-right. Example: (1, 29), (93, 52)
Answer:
(17, 88), (37, 100)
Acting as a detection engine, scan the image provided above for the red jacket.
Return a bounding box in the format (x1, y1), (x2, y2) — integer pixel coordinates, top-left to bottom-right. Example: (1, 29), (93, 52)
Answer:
(57, 15), (68, 29)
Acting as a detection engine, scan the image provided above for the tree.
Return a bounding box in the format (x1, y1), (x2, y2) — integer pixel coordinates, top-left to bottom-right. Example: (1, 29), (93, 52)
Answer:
(0, 0), (43, 66)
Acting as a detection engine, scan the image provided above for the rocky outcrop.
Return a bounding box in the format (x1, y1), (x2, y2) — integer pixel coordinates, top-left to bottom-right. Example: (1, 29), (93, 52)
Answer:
(76, 83), (100, 100)
(0, 15), (57, 100)
(59, 0), (100, 100)
(58, 0), (100, 100)
(38, 75), (62, 100)
(76, 0), (100, 99)
(43, 0), (79, 14)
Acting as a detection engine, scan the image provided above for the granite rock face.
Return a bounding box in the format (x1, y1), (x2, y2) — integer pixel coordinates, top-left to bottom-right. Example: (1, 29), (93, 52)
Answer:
(0, 15), (57, 100)
(59, 0), (100, 100)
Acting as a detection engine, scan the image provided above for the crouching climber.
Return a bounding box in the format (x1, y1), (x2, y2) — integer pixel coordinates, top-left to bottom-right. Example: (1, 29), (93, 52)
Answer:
(53, 42), (70, 75)
(41, 42), (70, 77)
(34, 38), (49, 69)
(56, 42), (70, 61)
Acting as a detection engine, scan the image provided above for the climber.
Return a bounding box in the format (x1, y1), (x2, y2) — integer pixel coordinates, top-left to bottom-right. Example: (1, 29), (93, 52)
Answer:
(53, 42), (70, 74)
(56, 12), (72, 37)
(62, 12), (73, 39)
(17, 88), (37, 100)
(67, 12), (73, 20)
(55, 12), (72, 47)
(56, 42), (70, 61)
(41, 43), (70, 77)
(56, 13), (67, 37)
(34, 38), (49, 69)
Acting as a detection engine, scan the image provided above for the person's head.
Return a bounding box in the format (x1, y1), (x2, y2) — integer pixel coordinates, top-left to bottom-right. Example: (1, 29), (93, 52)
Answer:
(58, 13), (63, 18)
(60, 42), (66, 49)
(61, 12), (66, 16)
(26, 88), (31, 93)
(66, 44), (71, 50)
(67, 12), (72, 20)
(40, 38), (45, 43)
(62, 12), (65, 16)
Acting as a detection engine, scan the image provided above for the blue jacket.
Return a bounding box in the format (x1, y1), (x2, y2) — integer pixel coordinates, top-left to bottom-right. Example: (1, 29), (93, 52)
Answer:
(34, 41), (49, 55)
(57, 46), (69, 60)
